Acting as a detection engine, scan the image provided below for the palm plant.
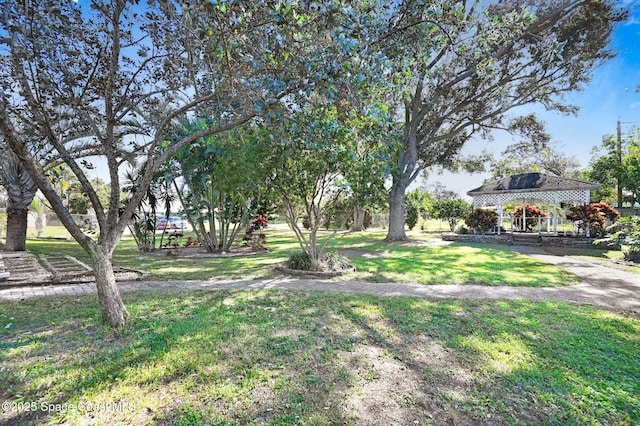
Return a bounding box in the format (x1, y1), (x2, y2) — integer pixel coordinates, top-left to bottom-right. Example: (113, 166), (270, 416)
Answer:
(0, 149), (38, 251)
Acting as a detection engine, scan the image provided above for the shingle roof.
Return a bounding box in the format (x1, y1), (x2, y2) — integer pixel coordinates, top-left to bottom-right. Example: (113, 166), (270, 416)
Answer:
(467, 172), (600, 196)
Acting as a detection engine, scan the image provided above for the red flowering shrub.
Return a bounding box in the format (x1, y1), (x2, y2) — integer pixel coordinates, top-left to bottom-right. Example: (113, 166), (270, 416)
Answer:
(566, 203), (620, 237)
(512, 204), (548, 231)
(243, 215), (268, 249)
(465, 209), (498, 233)
(183, 236), (201, 247)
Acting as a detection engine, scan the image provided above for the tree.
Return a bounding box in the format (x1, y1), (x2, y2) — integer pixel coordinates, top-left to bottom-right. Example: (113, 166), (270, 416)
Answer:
(0, 1), (369, 327)
(586, 130), (640, 207)
(0, 149), (38, 251)
(270, 105), (352, 269)
(374, 0), (625, 240)
(405, 189), (432, 230)
(490, 138), (582, 179)
(169, 121), (273, 253)
(427, 181), (459, 201)
(622, 142), (640, 208)
(431, 198), (472, 232)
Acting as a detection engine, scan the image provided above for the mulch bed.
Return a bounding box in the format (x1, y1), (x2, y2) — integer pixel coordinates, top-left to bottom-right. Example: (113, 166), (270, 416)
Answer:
(274, 264), (355, 279)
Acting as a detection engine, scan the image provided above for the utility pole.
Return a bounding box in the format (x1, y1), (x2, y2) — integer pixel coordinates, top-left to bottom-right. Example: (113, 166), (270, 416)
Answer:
(616, 119), (623, 208)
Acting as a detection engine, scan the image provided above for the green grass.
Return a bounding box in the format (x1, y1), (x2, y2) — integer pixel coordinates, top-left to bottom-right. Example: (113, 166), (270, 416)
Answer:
(1, 292), (638, 425)
(24, 227), (579, 286)
(543, 246), (640, 275)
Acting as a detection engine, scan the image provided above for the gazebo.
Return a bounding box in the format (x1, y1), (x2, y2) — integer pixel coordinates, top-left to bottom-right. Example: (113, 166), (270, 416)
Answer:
(467, 172), (601, 235)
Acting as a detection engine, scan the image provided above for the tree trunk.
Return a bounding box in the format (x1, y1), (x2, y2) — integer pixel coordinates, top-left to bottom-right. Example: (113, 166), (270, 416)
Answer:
(5, 206), (28, 251)
(351, 206), (366, 232)
(90, 247), (129, 328)
(385, 182), (409, 241)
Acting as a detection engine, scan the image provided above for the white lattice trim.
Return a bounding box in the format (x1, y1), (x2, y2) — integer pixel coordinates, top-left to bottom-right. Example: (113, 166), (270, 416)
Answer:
(472, 190), (590, 208)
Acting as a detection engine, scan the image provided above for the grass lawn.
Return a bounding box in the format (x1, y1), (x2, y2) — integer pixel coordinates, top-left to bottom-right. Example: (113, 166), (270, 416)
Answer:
(25, 228), (579, 287)
(1, 291), (638, 425)
(543, 246), (640, 275)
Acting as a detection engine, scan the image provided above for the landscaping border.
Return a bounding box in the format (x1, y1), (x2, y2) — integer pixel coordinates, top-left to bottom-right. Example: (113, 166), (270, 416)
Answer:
(441, 232), (607, 249)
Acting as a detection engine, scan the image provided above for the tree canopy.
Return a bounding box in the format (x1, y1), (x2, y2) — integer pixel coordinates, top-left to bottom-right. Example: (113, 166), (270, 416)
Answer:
(0, 0), (629, 327)
(0, 0), (379, 327)
(373, 0), (626, 240)
(586, 129), (640, 208)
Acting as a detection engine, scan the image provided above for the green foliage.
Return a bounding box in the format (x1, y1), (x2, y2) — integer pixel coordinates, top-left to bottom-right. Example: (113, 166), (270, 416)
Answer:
(432, 199), (472, 232)
(608, 216), (640, 263)
(270, 95), (392, 261)
(321, 251), (353, 272)
(321, 196), (352, 230)
(168, 122), (273, 253)
(405, 189), (432, 231)
(465, 209), (498, 234)
(286, 250), (314, 271)
(490, 137), (582, 180)
(512, 204), (548, 231)
(286, 249), (353, 272)
(586, 130), (640, 206)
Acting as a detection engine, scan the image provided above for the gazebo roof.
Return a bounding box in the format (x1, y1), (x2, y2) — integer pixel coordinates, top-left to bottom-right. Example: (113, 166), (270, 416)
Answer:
(467, 172), (600, 196)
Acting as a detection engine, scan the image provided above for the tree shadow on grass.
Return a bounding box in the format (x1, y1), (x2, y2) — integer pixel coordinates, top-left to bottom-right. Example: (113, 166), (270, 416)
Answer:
(1, 292), (637, 425)
(350, 242), (577, 287)
(1, 291), (371, 425)
(338, 297), (639, 425)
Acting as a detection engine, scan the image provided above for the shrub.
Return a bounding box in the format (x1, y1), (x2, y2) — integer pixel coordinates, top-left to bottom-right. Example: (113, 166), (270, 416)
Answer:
(453, 224), (469, 234)
(286, 250), (353, 272)
(566, 203), (620, 237)
(320, 251), (353, 271)
(406, 204), (419, 230)
(512, 204), (548, 231)
(608, 216), (640, 263)
(432, 199), (472, 231)
(243, 215), (268, 249)
(183, 237), (201, 247)
(286, 251), (314, 270)
(465, 209), (498, 234)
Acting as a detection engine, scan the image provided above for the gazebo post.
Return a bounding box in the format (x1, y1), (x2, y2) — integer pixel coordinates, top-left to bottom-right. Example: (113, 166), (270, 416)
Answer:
(497, 204), (502, 235)
(467, 174), (600, 239)
(553, 194), (558, 235)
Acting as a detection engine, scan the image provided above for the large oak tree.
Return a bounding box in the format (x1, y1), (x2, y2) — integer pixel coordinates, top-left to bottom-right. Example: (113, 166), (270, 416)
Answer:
(373, 0), (626, 240)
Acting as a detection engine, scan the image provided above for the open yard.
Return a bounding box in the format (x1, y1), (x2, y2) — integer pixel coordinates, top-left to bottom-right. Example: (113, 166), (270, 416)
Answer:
(3, 227), (638, 425)
(24, 227), (580, 287)
(1, 291), (638, 425)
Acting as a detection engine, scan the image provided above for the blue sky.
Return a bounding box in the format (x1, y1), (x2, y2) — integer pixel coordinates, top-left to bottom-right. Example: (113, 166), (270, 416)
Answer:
(425, 3), (640, 198)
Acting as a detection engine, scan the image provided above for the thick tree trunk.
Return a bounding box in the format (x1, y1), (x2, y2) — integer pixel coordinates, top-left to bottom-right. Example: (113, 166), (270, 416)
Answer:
(351, 206), (366, 232)
(5, 206), (28, 251)
(90, 247), (129, 328)
(385, 183), (409, 241)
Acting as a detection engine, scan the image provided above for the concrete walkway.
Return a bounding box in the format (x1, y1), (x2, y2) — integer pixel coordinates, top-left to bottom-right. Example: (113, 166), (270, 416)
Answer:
(1, 248), (638, 313)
